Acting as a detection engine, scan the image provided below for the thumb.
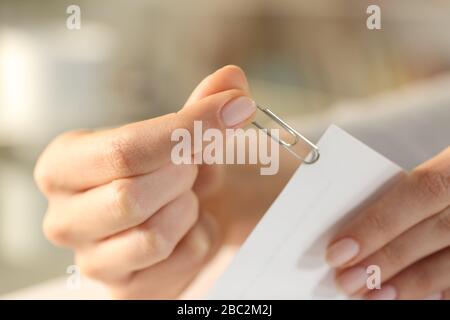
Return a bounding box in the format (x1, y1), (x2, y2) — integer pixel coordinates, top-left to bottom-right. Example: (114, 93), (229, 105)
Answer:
(178, 65), (255, 130)
(186, 65), (250, 105)
(178, 89), (256, 132)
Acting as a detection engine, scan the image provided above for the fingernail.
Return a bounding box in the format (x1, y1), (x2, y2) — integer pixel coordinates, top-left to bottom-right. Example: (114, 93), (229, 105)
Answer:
(221, 96), (256, 127)
(366, 285), (397, 300)
(423, 292), (442, 300)
(326, 238), (360, 267)
(336, 266), (367, 295)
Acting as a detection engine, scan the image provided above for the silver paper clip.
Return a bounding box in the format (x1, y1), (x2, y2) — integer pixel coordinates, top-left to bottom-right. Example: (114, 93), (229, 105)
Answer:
(252, 105), (320, 164)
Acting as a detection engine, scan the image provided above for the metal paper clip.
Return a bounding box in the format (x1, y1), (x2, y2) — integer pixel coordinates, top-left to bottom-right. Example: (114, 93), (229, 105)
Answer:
(252, 105), (320, 164)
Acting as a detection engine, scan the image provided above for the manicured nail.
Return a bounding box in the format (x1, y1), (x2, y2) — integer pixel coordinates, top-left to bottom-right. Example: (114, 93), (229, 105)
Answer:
(366, 285), (397, 300)
(221, 96), (256, 127)
(326, 238), (360, 267)
(423, 292), (442, 300)
(336, 266), (367, 295)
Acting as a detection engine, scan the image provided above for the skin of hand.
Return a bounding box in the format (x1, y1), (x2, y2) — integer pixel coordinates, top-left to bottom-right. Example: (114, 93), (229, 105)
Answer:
(34, 65), (292, 299)
(326, 147), (450, 300)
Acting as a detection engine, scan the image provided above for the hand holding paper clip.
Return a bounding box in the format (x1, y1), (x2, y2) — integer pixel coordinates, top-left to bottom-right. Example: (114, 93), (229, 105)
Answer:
(34, 66), (264, 298)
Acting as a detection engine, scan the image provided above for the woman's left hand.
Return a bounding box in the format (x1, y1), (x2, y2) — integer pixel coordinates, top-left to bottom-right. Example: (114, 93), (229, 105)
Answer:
(326, 147), (450, 300)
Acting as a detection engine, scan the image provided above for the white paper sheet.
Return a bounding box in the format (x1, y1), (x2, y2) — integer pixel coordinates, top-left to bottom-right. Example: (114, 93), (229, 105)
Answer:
(209, 125), (403, 299)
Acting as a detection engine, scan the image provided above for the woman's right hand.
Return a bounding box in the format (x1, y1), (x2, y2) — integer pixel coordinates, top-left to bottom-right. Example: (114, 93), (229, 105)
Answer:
(34, 66), (257, 299)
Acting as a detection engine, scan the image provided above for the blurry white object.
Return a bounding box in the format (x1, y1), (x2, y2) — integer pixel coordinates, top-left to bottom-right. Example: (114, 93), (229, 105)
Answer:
(0, 23), (116, 273)
(0, 160), (45, 264)
(0, 25), (115, 146)
(0, 30), (42, 143)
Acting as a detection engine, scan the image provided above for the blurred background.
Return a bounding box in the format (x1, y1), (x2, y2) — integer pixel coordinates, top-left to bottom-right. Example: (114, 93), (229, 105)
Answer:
(1, 0), (450, 295)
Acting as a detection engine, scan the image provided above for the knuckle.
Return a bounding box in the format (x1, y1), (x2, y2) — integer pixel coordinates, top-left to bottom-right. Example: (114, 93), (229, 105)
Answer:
(365, 211), (390, 236)
(379, 242), (406, 267)
(136, 227), (173, 263)
(105, 133), (136, 175)
(131, 191), (200, 265)
(437, 208), (450, 232)
(412, 168), (450, 202)
(42, 213), (71, 246)
(183, 227), (210, 268)
(413, 267), (434, 292)
(110, 179), (140, 225)
(33, 130), (87, 194)
(186, 163), (199, 182)
(76, 256), (102, 280)
(171, 163), (199, 188)
(179, 190), (200, 220)
(185, 242), (209, 268)
(33, 159), (52, 195)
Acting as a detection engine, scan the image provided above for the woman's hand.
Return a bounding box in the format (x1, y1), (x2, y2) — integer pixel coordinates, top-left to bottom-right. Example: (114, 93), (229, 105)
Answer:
(34, 66), (257, 299)
(326, 147), (450, 300)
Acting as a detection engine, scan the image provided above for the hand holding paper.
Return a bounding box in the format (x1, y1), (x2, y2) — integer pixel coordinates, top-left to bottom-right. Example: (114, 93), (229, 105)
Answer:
(327, 146), (450, 300)
(210, 125), (404, 299)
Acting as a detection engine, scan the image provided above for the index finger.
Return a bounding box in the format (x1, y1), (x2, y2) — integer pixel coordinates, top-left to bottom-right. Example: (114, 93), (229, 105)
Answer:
(326, 147), (450, 268)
